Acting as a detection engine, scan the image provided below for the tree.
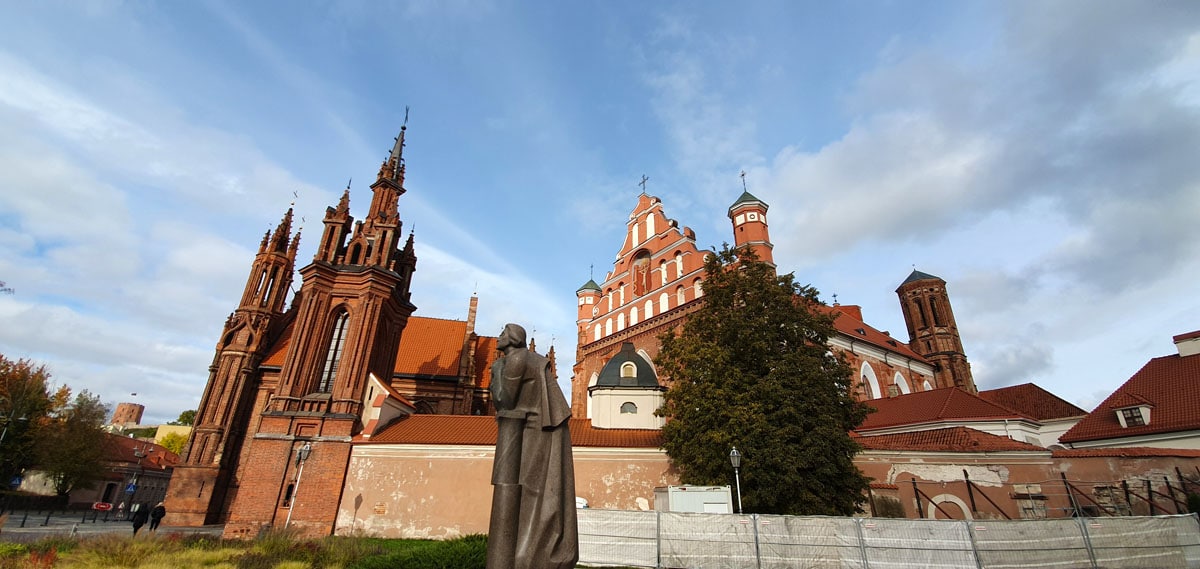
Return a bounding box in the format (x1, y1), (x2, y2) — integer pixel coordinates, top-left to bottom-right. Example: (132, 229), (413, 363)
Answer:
(0, 355), (53, 487)
(169, 409), (196, 426)
(655, 245), (872, 516)
(158, 432), (188, 455)
(37, 389), (111, 496)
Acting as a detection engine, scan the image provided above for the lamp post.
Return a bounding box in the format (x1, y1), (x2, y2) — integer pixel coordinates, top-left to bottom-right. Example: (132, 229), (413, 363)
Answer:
(284, 442), (313, 528)
(729, 446), (743, 515)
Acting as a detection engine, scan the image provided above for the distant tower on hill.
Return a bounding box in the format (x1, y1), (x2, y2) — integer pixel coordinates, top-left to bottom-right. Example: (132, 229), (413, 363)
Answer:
(896, 270), (976, 393)
(111, 402), (145, 425)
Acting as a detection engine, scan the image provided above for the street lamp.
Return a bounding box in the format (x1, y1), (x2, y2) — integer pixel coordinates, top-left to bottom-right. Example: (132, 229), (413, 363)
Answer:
(284, 442), (313, 528)
(729, 446), (743, 515)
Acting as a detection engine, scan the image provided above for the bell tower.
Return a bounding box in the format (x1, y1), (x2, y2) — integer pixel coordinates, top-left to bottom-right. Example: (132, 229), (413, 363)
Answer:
(728, 183), (774, 267)
(166, 209), (299, 525)
(223, 126), (419, 538)
(896, 270), (976, 393)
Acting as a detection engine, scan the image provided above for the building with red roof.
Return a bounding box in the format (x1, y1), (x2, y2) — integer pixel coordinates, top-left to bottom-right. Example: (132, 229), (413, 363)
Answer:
(1060, 331), (1200, 450)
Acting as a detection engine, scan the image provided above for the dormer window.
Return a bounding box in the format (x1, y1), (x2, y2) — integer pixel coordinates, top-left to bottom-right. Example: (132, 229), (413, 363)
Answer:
(1115, 405), (1150, 428)
(620, 362), (637, 378)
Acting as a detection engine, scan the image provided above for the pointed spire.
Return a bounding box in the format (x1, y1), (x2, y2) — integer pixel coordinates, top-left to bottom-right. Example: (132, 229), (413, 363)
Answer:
(336, 189), (350, 214)
(269, 208), (294, 253)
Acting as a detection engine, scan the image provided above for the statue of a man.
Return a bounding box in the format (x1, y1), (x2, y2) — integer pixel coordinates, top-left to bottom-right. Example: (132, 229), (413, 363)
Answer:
(487, 323), (578, 569)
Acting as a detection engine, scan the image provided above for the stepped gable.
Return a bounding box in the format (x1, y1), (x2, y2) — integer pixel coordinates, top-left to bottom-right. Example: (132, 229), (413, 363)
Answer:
(364, 415), (663, 448)
(1059, 352), (1200, 444)
(978, 383), (1086, 421)
(857, 426), (1044, 452)
(858, 386), (1025, 431)
(824, 304), (926, 362)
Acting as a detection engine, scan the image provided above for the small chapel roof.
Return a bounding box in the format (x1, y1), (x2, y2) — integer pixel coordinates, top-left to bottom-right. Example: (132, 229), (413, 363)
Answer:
(593, 342), (660, 389)
(727, 190), (767, 214)
(577, 279), (602, 293)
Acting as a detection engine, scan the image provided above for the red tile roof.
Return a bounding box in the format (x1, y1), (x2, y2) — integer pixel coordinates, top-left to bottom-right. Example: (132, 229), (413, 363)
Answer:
(1052, 447), (1200, 459)
(857, 387), (1024, 431)
(394, 317), (468, 377)
(1059, 352), (1200, 444)
(823, 305), (927, 362)
(474, 336), (498, 388)
(978, 383), (1086, 421)
(104, 434), (179, 471)
(363, 415), (664, 448)
(857, 427), (1045, 452)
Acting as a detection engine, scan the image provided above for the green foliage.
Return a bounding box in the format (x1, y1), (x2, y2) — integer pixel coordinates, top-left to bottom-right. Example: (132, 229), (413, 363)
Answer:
(349, 534), (487, 569)
(0, 354), (54, 485)
(656, 245), (872, 516)
(37, 389), (111, 496)
(159, 432), (188, 455)
(0, 543), (28, 558)
(169, 409), (196, 426)
(120, 427), (158, 439)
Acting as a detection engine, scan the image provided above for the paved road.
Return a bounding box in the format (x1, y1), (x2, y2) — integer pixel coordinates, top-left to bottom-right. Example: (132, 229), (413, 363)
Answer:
(1, 510), (222, 543)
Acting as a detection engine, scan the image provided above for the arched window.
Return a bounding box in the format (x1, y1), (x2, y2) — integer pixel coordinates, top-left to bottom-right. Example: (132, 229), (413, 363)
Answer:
(922, 379), (934, 391)
(606, 289), (613, 312)
(645, 299), (654, 319)
(617, 313), (625, 331)
(915, 299), (928, 327)
(318, 310), (350, 393)
(676, 285), (685, 304)
(604, 318), (613, 336)
(860, 362), (882, 401)
(620, 362), (637, 378)
(674, 252), (683, 278)
(930, 297), (945, 326)
(894, 372), (911, 394)
(618, 283), (625, 306)
(593, 325), (601, 342)
(630, 306), (638, 325)
(694, 278), (703, 297)
(646, 212), (655, 237)
(659, 260), (668, 287)
(659, 292), (669, 314)
(620, 402), (637, 414)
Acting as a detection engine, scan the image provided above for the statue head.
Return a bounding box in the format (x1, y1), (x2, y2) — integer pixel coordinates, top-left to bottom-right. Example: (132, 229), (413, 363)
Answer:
(497, 323), (527, 350)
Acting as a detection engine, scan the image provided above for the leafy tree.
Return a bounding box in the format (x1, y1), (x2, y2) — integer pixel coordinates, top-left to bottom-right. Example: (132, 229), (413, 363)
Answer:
(159, 431), (188, 455)
(169, 409), (196, 426)
(37, 389), (111, 496)
(0, 355), (53, 487)
(655, 245), (872, 516)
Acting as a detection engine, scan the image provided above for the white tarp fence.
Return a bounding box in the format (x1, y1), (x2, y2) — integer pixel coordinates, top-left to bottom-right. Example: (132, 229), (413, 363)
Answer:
(577, 510), (1200, 569)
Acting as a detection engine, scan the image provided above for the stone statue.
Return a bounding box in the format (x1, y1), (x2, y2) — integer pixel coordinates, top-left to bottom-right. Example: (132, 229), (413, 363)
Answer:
(487, 323), (578, 569)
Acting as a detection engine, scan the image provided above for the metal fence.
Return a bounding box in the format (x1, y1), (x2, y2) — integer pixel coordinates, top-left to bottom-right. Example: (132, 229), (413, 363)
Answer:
(578, 509), (1200, 569)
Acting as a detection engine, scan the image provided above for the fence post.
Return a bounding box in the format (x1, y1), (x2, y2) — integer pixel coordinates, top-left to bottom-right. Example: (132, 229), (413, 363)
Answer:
(1076, 517), (1098, 569)
(752, 514), (762, 569)
(656, 510), (662, 569)
(964, 521), (984, 569)
(854, 517), (871, 569)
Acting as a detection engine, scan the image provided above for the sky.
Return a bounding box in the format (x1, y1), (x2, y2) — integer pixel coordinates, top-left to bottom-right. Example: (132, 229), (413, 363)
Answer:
(1, 1), (1198, 425)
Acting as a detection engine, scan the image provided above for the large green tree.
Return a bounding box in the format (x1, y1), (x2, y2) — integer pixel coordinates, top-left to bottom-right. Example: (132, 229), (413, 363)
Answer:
(656, 245), (872, 516)
(37, 389), (111, 496)
(169, 409), (196, 426)
(0, 355), (53, 487)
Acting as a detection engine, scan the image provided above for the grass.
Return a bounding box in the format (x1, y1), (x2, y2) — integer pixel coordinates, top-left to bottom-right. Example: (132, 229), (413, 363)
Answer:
(0, 531), (495, 569)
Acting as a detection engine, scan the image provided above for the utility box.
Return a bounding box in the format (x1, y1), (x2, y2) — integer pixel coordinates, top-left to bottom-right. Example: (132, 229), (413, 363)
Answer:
(653, 485), (733, 513)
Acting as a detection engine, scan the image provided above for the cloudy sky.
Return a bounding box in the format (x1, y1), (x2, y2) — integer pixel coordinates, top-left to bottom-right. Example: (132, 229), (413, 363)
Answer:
(1, 1), (1197, 424)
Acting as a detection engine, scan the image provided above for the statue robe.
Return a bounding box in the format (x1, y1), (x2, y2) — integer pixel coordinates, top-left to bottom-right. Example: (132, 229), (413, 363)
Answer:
(488, 348), (578, 569)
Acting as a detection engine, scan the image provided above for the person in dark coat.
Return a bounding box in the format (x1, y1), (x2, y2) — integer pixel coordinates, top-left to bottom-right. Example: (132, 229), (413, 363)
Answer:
(130, 503), (150, 535)
(149, 502), (166, 531)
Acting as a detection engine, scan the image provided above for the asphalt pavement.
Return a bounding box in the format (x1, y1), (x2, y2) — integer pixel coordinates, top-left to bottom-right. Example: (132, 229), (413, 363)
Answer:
(0, 510), (222, 543)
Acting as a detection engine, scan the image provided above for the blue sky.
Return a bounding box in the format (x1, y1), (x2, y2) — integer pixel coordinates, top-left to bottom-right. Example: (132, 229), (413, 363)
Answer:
(1, 1), (1198, 424)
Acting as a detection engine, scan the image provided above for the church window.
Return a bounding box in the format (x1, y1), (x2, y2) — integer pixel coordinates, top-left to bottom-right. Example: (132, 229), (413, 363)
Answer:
(594, 325), (601, 342)
(317, 310), (350, 393)
(645, 299), (654, 319)
(630, 306), (638, 325)
(618, 283), (626, 306)
(862, 376), (874, 399)
(620, 362), (637, 378)
(675, 252), (683, 278)
(620, 402), (637, 414)
(632, 223), (640, 246)
(659, 292), (669, 314)
(659, 260), (668, 287)
(860, 362), (882, 401)
(735, 213), (746, 225)
(605, 318), (613, 336)
(915, 299), (928, 327)
(617, 313), (625, 331)
(922, 379), (934, 391)
(894, 372), (911, 394)
(694, 278), (703, 297)
(348, 243), (362, 265)
(646, 213), (655, 237)
(606, 290), (613, 312)
(676, 285), (685, 304)
(930, 297), (944, 327)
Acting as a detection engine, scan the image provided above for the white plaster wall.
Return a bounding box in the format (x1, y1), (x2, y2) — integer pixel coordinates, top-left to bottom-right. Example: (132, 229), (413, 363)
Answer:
(591, 390), (665, 430)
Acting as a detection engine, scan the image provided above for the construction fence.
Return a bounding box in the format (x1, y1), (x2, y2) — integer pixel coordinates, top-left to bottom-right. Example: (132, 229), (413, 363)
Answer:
(578, 509), (1200, 569)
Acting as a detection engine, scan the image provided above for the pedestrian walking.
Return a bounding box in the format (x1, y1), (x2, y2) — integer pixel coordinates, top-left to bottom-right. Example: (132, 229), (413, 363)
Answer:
(130, 503), (149, 535)
(149, 502), (166, 532)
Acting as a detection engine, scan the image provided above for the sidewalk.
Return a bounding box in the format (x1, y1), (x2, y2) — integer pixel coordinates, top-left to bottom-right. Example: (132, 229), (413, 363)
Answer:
(1, 510), (222, 543)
